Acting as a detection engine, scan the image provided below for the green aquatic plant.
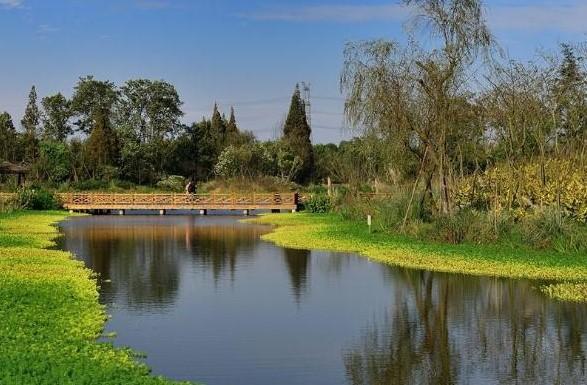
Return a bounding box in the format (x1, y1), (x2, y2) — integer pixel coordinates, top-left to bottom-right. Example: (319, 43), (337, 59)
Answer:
(250, 213), (587, 302)
(0, 211), (195, 385)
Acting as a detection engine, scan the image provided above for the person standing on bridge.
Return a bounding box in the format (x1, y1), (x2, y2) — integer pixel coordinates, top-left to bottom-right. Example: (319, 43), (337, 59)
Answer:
(185, 180), (196, 196)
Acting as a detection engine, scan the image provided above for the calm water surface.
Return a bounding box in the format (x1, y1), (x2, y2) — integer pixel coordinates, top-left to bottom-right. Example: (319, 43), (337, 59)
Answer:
(59, 215), (587, 385)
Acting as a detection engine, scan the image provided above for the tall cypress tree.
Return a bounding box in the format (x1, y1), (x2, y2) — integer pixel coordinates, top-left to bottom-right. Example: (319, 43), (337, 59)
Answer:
(211, 103), (226, 138)
(283, 84), (314, 183)
(21, 86), (41, 163)
(227, 106), (239, 135)
(210, 103), (227, 153)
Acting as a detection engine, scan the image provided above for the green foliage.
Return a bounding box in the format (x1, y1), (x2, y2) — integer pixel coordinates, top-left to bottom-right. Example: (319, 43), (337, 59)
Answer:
(70, 76), (118, 133)
(37, 141), (71, 183)
(214, 143), (272, 178)
(455, 159), (587, 222)
(0, 111), (18, 162)
(427, 210), (478, 244)
(303, 193), (332, 213)
(518, 209), (587, 253)
(283, 85), (314, 183)
(211, 103), (227, 144)
(85, 109), (120, 178)
(226, 106), (239, 139)
(200, 176), (297, 194)
(156, 175), (186, 192)
(21, 86), (41, 137)
(0, 211), (194, 384)
(41, 93), (72, 142)
(116, 79), (183, 143)
(15, 188), (60, 210)
(250, 213), (587, 301)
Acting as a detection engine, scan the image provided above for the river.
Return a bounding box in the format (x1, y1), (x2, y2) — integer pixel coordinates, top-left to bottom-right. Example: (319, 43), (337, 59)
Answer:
(58, 215), (587, 385)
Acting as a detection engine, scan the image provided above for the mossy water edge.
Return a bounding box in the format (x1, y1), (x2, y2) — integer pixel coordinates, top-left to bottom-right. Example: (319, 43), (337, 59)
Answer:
(248, 213), (587, 302)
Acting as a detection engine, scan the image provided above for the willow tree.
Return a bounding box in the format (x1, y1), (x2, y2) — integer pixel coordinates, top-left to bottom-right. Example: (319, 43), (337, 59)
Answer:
(341, 0), (495, 215)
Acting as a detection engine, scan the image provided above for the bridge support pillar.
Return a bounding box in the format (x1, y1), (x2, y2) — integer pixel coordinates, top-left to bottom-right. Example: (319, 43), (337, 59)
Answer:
(159, 209), (166, 216)
(118, 210), (125, 216)
(243, 209), (250, 216)
(199, 209), (207, 216)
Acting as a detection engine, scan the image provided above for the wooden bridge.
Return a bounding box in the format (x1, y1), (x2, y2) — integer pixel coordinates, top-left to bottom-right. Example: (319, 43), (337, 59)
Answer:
(58, 192), (299, 214)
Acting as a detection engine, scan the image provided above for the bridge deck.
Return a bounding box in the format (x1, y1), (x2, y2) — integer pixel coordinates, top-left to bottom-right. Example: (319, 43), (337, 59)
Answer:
(57, 192), (299, 211)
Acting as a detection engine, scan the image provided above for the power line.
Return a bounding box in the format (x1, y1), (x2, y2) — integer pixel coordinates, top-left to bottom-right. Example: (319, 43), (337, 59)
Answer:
(313, 110), (344, 116)
(313, 96), (345, 101)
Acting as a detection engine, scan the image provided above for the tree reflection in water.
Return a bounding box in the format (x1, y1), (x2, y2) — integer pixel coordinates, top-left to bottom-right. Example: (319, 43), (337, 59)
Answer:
(344, 269), (587, 385)
(60, 216), (268, 311)
(282, 248), (311, 303)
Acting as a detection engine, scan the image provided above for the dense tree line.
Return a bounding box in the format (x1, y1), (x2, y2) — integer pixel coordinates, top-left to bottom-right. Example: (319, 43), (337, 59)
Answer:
(0, 78), (315, 188)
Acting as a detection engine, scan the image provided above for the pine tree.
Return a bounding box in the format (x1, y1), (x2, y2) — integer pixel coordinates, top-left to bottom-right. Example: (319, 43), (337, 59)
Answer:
(22, 86), (41, 136)
(21, 86), (41, 163)
(211, 103), (226, 138)
(283, 84), (314, 183)
(210, 103), (228, 152)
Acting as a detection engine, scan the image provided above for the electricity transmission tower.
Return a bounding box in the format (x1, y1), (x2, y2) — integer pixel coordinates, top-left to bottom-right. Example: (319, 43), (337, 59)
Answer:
(301, 82), (313, 140)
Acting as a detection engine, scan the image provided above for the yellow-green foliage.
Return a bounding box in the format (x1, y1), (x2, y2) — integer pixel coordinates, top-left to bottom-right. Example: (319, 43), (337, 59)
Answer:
(251, 213), (587, 302)
(455, 159), (587, 221)
(542, 282), (587, 302)
(0, 211), (193, 385)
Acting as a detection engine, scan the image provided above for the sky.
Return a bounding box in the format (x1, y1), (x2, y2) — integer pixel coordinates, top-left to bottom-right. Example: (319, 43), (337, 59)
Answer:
(1, 0), (587, 143)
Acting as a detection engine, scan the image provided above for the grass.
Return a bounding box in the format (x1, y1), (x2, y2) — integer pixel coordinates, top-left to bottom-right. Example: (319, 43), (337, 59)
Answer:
(250, 213), (587, 302)
(0, 211), (194, 385)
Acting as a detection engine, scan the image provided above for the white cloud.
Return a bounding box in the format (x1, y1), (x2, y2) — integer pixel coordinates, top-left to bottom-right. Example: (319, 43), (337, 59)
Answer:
(242, 1), (587, 33)
(37, 24), (59, 34)
(135, 0), (171, 10)
(489, 3), (587, 33)
(241, 3), (409, 23)
(0, 0), (23, 9)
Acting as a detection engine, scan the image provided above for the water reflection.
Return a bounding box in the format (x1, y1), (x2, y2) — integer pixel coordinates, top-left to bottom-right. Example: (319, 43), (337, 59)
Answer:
(60, 216), (268, 311)
(58, 216), (587, 385)
(344, 269), (587, 385)
(283, 248), (311, 303)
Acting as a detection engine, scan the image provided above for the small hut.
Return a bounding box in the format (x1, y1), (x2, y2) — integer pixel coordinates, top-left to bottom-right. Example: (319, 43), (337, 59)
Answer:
(0, 162), (30, 186)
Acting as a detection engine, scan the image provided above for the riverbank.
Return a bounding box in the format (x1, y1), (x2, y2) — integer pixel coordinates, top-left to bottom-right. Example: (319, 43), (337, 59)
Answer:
(251, 213), (587, 302)
(0, 211), (192, 385)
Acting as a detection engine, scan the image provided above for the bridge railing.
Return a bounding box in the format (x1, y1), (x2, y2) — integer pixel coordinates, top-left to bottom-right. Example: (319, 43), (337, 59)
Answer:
(57, 192), (299, 209)
(0, 192), (14, 201)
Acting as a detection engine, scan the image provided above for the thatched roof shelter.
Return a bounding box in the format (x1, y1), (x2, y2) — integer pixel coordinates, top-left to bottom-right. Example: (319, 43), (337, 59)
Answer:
(0, 162), (30, 185)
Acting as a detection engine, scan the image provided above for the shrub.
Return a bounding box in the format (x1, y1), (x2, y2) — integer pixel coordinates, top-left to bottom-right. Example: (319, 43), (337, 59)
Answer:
(156, 175), (186, 192)
(519, 208), (587, 253)
(455, 159), (587, 222)
(426, 210), (477, 244)
(304, 194), (332, 213)
(16, 188), (60, 210)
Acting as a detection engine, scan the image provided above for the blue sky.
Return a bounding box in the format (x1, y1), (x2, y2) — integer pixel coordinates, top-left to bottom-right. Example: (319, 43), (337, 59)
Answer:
(1, 0), (587, 143)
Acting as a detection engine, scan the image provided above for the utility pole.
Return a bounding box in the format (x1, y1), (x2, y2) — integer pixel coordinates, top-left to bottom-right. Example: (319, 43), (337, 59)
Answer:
(301, 82), (313, 141)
